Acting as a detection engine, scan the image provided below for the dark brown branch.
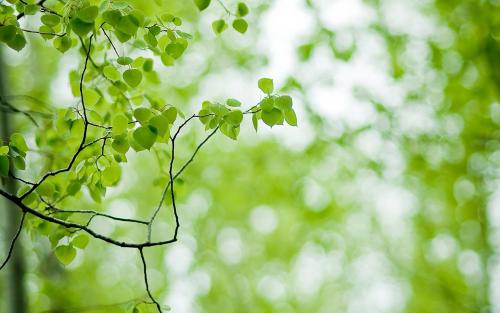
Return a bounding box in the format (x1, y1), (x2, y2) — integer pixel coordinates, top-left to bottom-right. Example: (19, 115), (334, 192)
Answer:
(20, 35), (94, 200)
(148, 127), (219, 240)
(19, 28), (66, 37)
(17, 0), (62, 19)
(39, 298), (146, 313)
(79, 37), (134, 109)
(100, 26), (120, 58)
(139, 248), (162, 313)
(0, 212), (26, 271)
(168, 134), (179, 241)
(46, 205), (149, 226)
(88, 121), (112, 130)
(8, 172), (35, 186)
(82, 134), (110, 150)
(147, 108), (256, 240)
(94, 135), (110, 171)
(0, 188), (177, 248)
(175, 127), (219, 179)
(0, 97), (40, 126)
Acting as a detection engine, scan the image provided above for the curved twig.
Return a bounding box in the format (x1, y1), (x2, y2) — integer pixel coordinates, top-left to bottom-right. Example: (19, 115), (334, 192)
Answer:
(139, 248), (162, 313)
(0, 212), (26, 271)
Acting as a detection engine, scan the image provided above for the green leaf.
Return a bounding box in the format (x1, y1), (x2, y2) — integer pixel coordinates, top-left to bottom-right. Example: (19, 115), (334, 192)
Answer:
(13, 155), (25, 170)
(225, 110), (243, 126)
(102, 10), (122, 26)
(114, 30), (131, 43)
(133, 126), (157, 150)
(102, 164), (121, 186)
(112, 114), (129, 135)
(83, 88), (100, 106)
(77, 6), (99, 23)
(165, 40), (187, 59)
(7, 34), (26, 51)
(39, 25), (55, 40)
(67, 181), (81, 195)
(0, 155), (9, 177)
(284, 108), (297, 126)
(128, 131), (145, 152)
(130, 9), (145, 27)
(111, 134), (130, 154)
(123, 69), (142, 87)
(149, 115), (170, 137)
(89, 185), (103, 203)
(144, 32), (157, 47)
(54, 36), (71, 53)
(261, 108), (282, 127)
(117, 15), (139, 36)
(208, 116), (221, 129)
(172, 17), (182, 26)
(209, 102), (229, 117)
(237, 2), (249, 16)
(41, 14), (61, 27)
(161, 13), (175, 22)
(161, 53), (175, 66)
(143, 59), (154, 72)
(0, 146), (9, 155)
(226, 98), (241, 107)
(194, 0), (211, 11)
(70, 18), (94, 37)
(149, 25), (161, 36)
(72, 234), (89, 249)
(260, 97), (274, 112)
(133, 108), (152, 124)
(10, 133), (28, 156)
(275, 95), (293, 110)
(212, 19), (227, 34)
(232, 18), (248, 34)
(258, 78), (274, 94)
(252, 112), (259, 131)
(37, 182), (55, 197)
(162, 107), (177, 123)
(24, 4), (38, 15)
(198, 109), (212, 124)
(0, 25), (17, 43)
(220, 123), (240, 140)
(103, 65), (121, 81)
(55, 245), (77, 265)
(117, 56), (133, 65)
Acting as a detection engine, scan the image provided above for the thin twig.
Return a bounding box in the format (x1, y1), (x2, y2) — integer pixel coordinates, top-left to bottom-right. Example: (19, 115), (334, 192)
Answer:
(0, 97), (40, 126)
(8, 172), (35, 186)
(49, 208), (149, 226)
(147, 127), (219, 241)
(20, 35), (94, 200)
(148, 127), (219, 240)
(216, 0), (232, 16)
(20, 28), (66, 37)
(139, 248), (162, 313)
(0, 212), (26, 271)
(101, 26), (120, 57)
(17, 0), (62, 19)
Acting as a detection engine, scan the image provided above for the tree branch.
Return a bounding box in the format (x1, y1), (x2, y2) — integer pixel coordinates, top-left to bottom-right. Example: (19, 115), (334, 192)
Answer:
(0, 96), (40, 126)
(20, 35), (94, 200)
(17, 0), (62, 19)
(0, 188), (177, 248)
(100, 26), (120, 58)
(139, 248), (162, 313)
(148, 127), (218, 240)
(0, 212), (26, 271)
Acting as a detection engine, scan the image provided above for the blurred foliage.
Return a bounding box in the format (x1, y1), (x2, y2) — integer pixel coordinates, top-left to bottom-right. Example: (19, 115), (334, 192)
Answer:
(1, 0), (500, 313)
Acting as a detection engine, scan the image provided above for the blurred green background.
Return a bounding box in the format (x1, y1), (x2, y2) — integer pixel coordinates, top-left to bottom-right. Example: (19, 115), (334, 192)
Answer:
(1, 0), (500, 312)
